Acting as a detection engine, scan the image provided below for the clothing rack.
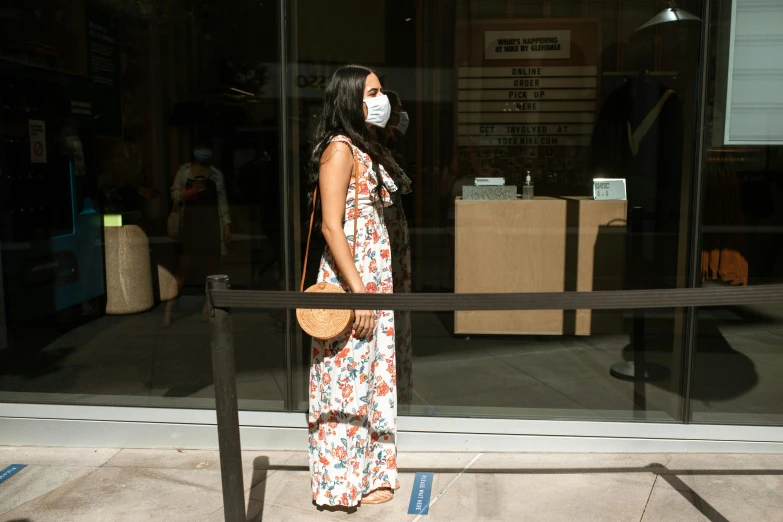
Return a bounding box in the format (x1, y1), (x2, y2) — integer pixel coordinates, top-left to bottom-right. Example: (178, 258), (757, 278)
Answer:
(706, 157), (754, 164)
(701, 158), (749, 286)
(602, 70), (678, 77)
(603, 70), (679, 83)
(706, 147), (764, 166)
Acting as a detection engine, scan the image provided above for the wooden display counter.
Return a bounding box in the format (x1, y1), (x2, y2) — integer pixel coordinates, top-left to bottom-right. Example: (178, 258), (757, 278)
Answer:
(454, 197), (627, 335)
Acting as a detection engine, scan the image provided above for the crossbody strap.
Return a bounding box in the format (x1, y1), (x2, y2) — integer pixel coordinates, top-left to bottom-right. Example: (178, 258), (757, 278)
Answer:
(300, 148), (361, 292)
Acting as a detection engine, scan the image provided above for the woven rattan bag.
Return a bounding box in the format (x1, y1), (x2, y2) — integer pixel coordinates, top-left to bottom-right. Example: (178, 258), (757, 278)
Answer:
(296, 151), (361, 340)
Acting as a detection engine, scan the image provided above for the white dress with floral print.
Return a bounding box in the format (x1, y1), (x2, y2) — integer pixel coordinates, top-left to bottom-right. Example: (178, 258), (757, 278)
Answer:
(309, 136), (400, 507)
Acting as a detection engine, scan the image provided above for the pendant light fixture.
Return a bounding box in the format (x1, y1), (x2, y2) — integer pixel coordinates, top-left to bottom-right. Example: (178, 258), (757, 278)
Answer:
(636, 0), (701, 32)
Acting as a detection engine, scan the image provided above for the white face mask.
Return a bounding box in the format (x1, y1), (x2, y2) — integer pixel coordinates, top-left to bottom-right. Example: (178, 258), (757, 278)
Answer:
(393, 111), (410, 136)
(363, 94), (391, 128)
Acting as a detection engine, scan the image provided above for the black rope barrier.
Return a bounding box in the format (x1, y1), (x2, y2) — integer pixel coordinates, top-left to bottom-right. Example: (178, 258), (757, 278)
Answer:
(205, 276), (783, 522)
(208, 283), (783, 311)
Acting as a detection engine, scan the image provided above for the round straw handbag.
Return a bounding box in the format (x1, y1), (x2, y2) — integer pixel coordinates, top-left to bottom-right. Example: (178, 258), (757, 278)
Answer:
(296, 152), (360, 340)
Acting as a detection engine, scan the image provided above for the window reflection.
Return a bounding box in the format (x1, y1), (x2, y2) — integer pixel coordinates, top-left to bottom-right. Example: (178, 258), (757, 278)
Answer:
(0, 0), (779, 429)
(292, 0), (706, 422)
(0, 0), (285, 410)
(691, 0), (783, 426)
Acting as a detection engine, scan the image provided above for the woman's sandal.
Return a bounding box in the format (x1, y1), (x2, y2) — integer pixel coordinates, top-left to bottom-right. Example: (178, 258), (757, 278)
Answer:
(361, 488), (394, 505)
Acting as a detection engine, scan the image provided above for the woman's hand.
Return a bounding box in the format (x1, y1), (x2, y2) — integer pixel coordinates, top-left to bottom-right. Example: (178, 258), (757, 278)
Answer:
(224, 224), (232, 244)
(353, 309), (376, 339)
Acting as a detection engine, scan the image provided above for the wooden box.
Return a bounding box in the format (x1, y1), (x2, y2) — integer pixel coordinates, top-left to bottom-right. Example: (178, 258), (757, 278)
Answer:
(454, 197), (627, 335)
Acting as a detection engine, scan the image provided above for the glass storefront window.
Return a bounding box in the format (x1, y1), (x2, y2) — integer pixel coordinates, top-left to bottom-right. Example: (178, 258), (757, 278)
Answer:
(691, 0), (783, 426)
(287, 0), (706, 422)
(0, 0), (286, 410)
(0, 0), (781, 435)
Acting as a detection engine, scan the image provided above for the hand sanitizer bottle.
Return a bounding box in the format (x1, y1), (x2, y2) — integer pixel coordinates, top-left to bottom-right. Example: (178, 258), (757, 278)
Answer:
(522, 170), (534, 200)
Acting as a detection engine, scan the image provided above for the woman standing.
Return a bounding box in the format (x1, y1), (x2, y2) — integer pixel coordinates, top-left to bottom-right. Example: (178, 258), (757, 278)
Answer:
(164, 138), (231, 326)
(307, 65), (403, 507)
(379, 91), (413, 411)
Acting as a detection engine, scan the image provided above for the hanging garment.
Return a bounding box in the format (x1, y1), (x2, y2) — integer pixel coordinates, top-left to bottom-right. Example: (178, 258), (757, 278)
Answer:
(627, 90), (675, 156)
(590, 78), (683, 221)
(590, 77), (684, 288)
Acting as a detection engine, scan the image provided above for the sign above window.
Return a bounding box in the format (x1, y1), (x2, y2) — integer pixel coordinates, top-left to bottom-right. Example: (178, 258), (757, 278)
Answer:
(484, 30), (571, 60)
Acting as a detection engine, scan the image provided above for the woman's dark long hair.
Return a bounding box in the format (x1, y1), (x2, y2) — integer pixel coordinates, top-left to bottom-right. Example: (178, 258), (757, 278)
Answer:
(308, 64), (385, 225)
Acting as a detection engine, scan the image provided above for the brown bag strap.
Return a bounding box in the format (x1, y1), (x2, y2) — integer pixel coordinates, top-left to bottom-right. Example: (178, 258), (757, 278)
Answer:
(300, 148), (361, 292)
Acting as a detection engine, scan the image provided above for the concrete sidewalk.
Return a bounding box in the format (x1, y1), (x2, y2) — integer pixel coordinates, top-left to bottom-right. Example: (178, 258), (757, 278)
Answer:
(1, 447), (782, 521)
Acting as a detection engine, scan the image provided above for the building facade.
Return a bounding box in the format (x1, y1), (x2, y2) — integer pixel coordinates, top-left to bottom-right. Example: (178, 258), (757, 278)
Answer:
(1, 0), (783, 452)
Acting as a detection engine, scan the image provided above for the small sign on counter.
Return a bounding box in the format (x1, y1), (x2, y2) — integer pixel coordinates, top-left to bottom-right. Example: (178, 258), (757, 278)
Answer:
(28, 120), (47, 164)
(593, 178), (627, 201)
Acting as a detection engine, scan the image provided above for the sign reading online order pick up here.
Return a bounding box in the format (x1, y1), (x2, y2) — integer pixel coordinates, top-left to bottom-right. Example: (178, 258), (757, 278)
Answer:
(408, 472), (434, 515)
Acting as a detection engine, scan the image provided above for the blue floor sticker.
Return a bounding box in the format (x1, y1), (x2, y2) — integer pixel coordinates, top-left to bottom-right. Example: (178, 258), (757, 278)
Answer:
(0, 464), (25, 485)
(408, 471), (434, 515)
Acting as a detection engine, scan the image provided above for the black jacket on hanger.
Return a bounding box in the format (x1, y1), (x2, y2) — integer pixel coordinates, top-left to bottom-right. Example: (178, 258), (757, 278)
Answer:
(589, 76), (684, 287)
(589, 76), (684, 231)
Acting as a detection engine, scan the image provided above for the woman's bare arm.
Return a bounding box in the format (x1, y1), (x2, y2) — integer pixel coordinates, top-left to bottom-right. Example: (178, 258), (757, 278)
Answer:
(319, 141), (365, 295)
(319, 141), (375, 338)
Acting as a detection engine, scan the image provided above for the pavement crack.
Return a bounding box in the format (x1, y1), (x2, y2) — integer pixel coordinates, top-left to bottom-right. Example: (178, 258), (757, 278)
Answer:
(639, 473), (660, 522)
(100, 448), (124, 468)
(134, 468), (218, 493)
(246, 454), (296, 501)
(198, 503), (229, 522)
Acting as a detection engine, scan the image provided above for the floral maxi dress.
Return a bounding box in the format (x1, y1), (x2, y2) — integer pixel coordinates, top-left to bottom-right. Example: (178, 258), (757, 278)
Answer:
(309, 136), (399, 507)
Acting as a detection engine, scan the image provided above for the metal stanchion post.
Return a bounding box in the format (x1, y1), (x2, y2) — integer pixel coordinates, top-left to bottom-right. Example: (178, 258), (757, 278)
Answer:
(631, 207), (647, 410)
(611, 208), (668, 388)
(611, 207), (647, 384)
(207, 275), (246, 522)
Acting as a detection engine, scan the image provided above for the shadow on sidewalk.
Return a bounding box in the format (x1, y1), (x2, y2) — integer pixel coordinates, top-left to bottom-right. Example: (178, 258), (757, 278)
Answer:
(233, 461), (777, 522)
(246, 456), (269, 521)
(652, 465), (729, 522)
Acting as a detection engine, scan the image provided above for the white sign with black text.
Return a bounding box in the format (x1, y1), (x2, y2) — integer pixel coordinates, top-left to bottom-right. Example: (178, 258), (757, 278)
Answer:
(28, 120), (47, 164)
(459, 136), (590, 147)
(592, 178), (627, 201)
(458, 66), (597, 78)
(459, 124), (594, 136)
(485, 30), (571, 60)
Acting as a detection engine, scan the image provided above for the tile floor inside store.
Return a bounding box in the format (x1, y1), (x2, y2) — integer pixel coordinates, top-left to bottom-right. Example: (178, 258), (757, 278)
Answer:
(0, 295), (782, 425)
